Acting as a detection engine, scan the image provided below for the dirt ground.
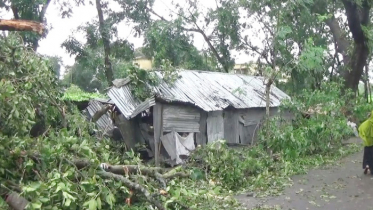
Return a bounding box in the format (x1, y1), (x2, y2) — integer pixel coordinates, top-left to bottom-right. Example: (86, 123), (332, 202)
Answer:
(236, 137), (373, 210)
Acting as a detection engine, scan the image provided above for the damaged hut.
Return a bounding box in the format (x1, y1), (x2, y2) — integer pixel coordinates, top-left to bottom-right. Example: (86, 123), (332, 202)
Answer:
(106, 70), (291, 165)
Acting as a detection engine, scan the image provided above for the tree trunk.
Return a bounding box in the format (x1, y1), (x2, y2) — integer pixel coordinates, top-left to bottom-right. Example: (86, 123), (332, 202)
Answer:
(342, 42), (369, 92)
(340, 0), (371, 93)
(364, 75), (368, 102)
(323, 1), (371, 93)
(367, 62), (371, 103)
(95, 0), (114, 86)
(0, 19), (44, 34)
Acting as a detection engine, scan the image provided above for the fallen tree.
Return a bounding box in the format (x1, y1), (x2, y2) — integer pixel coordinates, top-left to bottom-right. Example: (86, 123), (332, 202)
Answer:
(0, 19), (44, 34)
(3, 150), (191, 210)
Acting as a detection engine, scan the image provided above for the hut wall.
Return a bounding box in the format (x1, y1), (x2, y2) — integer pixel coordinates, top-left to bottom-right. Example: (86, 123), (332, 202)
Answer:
(223, 109), (239, 144)
(162, 104), (200, 132)
(196, 111), (207, 146)
(206, 111), (224, 143)
(151, 101), (295, 165)
(234, 107), (279, 145)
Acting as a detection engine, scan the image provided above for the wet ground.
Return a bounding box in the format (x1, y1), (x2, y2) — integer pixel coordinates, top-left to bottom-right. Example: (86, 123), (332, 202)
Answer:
(236, 138), (373, 210)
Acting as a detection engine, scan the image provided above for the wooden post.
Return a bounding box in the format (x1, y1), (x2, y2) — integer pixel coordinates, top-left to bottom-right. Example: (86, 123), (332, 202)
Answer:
(153, 103), (163, 166)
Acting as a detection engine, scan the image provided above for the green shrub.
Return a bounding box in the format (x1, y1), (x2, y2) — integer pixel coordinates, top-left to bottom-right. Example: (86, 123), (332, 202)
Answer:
(188, 141), (273, 191)
(352, 98), (373, 125)
(260, 82), (355, 160)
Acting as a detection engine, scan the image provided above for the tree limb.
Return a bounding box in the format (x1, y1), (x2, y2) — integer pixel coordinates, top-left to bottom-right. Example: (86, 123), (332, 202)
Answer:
(0, 19), (44, 35)
(325, 16), (350, 63)
(99, 171), (166, 210)
(4, 192), (29, 210)
(91, 104), (113, 122)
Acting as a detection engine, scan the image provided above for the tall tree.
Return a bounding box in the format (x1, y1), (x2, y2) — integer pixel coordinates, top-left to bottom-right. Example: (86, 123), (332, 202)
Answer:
(327, 0), (371, 92)
(143, 20), (211, 70)
(239, 0), (331, 93)
(62, 21), (134, 91)
(114, 0), (241, 72)
(95, 0), (114, 86)
(241, 0), (373, 93)
(46, 55), (63, 79)
(241, 0), (372, 93)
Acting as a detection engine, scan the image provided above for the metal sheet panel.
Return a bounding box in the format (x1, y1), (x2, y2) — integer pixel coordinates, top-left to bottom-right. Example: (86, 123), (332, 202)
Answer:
(107, 85), (142, 119)
(206, 111), (224, 143)
(162, 104), (200, 133)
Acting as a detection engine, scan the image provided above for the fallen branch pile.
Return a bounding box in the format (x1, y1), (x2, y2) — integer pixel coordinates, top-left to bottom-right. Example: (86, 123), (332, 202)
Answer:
(2, 151), (191, 210)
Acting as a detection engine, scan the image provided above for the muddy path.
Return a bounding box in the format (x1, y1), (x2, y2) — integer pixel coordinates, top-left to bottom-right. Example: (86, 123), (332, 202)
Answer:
(236, 138), (373, 210)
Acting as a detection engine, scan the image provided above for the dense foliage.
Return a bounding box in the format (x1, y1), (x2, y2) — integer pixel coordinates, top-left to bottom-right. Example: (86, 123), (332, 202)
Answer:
(143, 20), (211, 70)
(262, 82), (356, 159)
(0, 34), (62, 136)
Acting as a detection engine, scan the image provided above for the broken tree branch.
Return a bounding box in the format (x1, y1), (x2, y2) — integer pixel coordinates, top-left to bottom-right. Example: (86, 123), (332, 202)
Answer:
(91, 104), (113, 122)
(98, 171), (166, 210)
(101, 163), (189, 186)
(4, 192), (29, 210)
(15, 150), (190, 182)
(5, 152), (191, 210)
(0, 19), (44, 35)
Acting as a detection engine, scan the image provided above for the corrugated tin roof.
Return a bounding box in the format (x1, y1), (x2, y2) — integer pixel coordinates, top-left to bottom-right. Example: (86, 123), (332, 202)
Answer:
(107, 70), (290, 119)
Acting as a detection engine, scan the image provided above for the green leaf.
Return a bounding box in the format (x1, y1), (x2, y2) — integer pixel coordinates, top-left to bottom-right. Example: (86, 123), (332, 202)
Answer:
(55, 182), (65, 192)
(65, 199), (72, 207)
(31, 202), (42, 209)
(39, 197), (49, 203)
(89, 199), (97, 210)
(23, 182), (41, 192)
(105, 193), (115, 207)
(96, 197), (102, 209)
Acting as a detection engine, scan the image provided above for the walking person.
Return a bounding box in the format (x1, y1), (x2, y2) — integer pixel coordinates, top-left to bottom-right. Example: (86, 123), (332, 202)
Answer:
(358, 110), (373, 175)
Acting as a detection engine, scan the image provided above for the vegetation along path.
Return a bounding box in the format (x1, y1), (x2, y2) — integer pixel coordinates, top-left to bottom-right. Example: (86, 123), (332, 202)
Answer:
(237, 137), (373, 210)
